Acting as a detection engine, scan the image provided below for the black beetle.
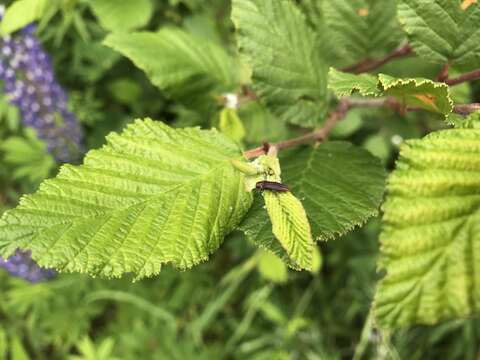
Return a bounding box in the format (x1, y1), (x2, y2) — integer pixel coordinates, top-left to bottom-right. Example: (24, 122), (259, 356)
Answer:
(255, 181), (290, 192)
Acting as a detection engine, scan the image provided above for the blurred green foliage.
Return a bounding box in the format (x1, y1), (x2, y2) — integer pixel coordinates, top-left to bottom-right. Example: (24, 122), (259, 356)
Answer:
(0, 0), (480, 359)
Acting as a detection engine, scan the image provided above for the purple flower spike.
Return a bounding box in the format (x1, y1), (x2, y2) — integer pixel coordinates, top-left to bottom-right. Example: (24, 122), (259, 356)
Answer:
(0, 5), (86, 281)
(0, 250), (56, 283)
(0, 6), (84, 163)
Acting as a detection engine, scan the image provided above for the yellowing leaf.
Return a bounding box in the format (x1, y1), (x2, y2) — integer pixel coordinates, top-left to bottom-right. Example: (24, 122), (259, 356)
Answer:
(357, 7), (369, 16)
(461, 0), (477, 10)
(328, 69), (453, 118)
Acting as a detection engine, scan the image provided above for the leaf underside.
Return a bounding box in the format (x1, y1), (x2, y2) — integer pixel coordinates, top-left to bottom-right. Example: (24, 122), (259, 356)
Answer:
(0, 119), (252, 279)
(375, 129), (480, 327)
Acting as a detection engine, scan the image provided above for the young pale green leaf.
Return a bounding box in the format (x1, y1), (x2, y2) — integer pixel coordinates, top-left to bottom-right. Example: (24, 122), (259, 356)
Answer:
(0, 119), (253, 279)
(322, 0), (402, 67)
(87, 0), (153, 32)
(257, 250), (288, 283)
(231, 0), (328, 128)
(397, 0), (480, 70)
(328, 69), (453, 117)
(374, 129), (480, 327)
(104, 29), (238, 109)
(0, 0), (50, 35)
(218, 108), (246, 143)
(263, 191), (314, 271)
(328, 68), (381, 97)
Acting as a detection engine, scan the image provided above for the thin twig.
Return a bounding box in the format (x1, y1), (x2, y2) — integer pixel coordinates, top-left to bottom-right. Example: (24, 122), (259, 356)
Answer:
(243, 99), (350, 158)
(445, 69), (480, 86)
(453, 103), (480, 115)
(436, 63), (450, 82)
(342, 44), (413, 74)
(243, 97), (480, 158)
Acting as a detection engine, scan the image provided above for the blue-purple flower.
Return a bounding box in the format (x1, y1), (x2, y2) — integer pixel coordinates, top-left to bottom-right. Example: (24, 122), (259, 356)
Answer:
(0, 13), (83, 162)
(0, 249), (56, 283)
(0, 7), (85, 281)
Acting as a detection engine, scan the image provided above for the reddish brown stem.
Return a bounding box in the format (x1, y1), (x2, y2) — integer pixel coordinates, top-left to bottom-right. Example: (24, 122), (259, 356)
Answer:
(243, 98), (480, 158)
(342, 44), (413, 74)
(453, 103), (480, 115)
(437, 63), (450, 82)
(445, 69), (480, 86)
(243, 99), (350, 158)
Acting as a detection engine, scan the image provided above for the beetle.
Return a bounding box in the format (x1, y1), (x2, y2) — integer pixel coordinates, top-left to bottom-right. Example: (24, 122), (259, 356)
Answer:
(255, 180), (290, 192)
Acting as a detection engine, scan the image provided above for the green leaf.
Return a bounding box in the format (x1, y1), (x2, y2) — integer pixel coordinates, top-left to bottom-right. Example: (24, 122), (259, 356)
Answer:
(328, 69), (454, 117)
(310, 246), (322, 274)
(379, 74), (453, 115)
(322, 0), (402, 67)
(238, 195), (299, 269)
(374, 129), (480, 327)
(218, 108), (246, 143)
(0, 119), (252, 279)
(330, 109), (364, 138)
(263, 191), (314, 271)
(0, 327), (6, 360)
(87, 0), (153, 32)
(328, 68), (381, 97)
(451, 111), (480, 129)
(239, 102), (288, 144)
(257, 250), (288, 283)
(232, 0), (328, 128)
(104, 29), (238, 109)
(397, 0), (480, 70)
(239, 142), (385, 266)
(1, 131), (55, 183)
(282, 142), (386, 240)
(11, 336), (29, 360)
(0, 0), (50, 35)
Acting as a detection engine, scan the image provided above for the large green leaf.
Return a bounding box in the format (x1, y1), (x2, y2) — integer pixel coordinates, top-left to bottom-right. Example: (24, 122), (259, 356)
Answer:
(322, 0), (402, 67)
(239, 142), (386, 254)
(397, 0), (480, 70)
(375, 129), (480, 327)
(104, 29), (238, 109)
(88, 0), (153, 32)
(231, 0), (328, 128)
(0, 119), (252, 279)
(282, 142), (386, 240)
